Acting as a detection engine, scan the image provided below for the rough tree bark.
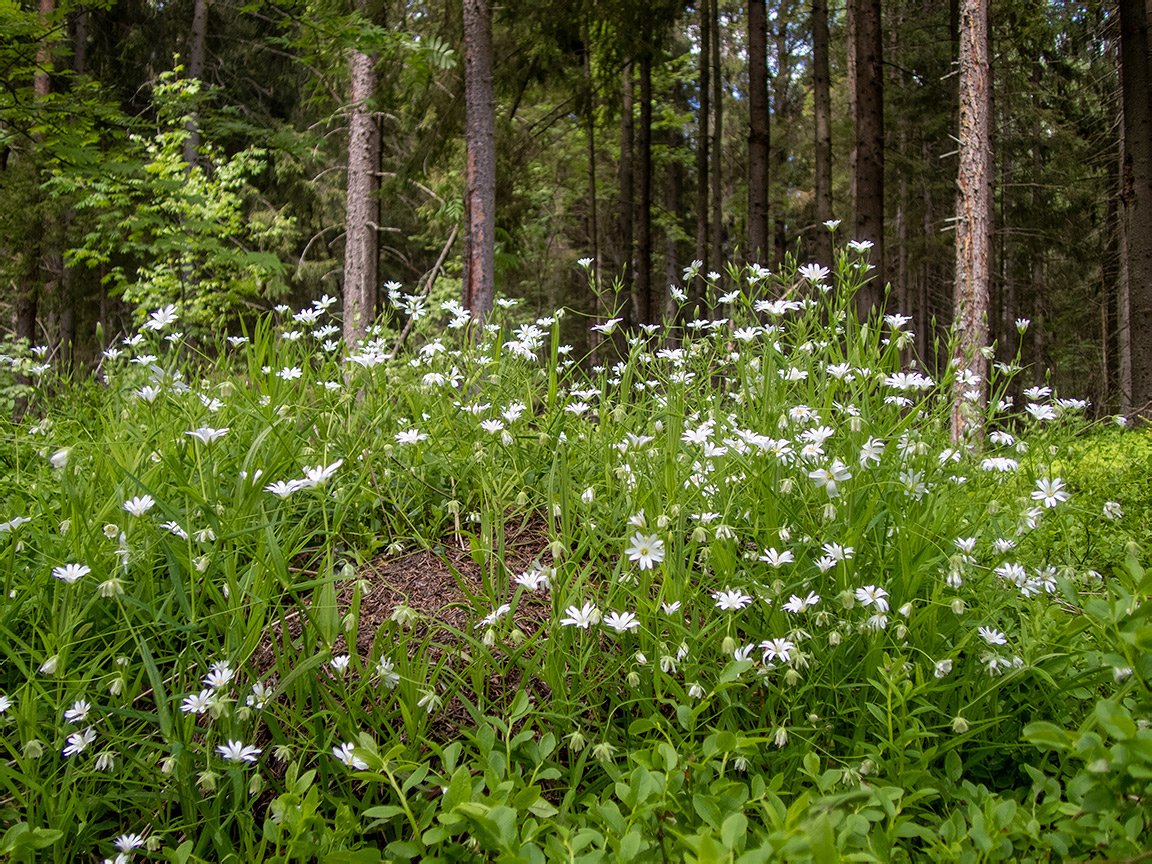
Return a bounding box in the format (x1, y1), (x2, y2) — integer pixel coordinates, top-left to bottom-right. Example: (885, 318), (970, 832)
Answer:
(694, 3), (710, 305)
(184, 0), (207, 167)
(853, 0), (885, 317)
(583, 36), (602, 337)
(952, 0), (991, 440)
(1119, 0), (1152, 421)
(462, 0), (496, 329)
(748, 0), (769, 266)
(812, 0), (833, 268)
(772, 15), (790, 265)
(710, 0), (723, 284)
(636, 39), (653, 324)
(620, 64), (635, 322)
(342, 0), (381, 348)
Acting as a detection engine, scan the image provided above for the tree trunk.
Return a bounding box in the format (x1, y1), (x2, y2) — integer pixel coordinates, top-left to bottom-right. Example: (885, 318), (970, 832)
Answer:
(695, 4), (710, 306)
(772, 16), (789, 267)
(952, 0), (991, 440)
(462, 0), (496, 328)
(812, 0), (833, 268)
(853, 0), (885, 318)
(620, 63), (635, 322)
(184, 0), (207, 167)
(710, 0), (723, 285)
(747, 0), (769, 265)
(343, 0), (381, 348)
(665, 113), (682, 321)
(1119, 115), (1132, 414)
(637, 43), (653, 324)
(846, 0), (857, 213)
(584, 36), (602, 338)
(1119, 0), (1152, 421)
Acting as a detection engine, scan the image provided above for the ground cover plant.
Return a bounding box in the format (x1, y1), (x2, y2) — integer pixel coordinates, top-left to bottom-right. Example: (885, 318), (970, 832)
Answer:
(1, 241), (1150, 863)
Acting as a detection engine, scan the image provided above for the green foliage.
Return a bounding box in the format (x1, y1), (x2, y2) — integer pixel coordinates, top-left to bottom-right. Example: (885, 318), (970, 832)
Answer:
(48, 70), (292, 332)
(0, 255), (1149, 860)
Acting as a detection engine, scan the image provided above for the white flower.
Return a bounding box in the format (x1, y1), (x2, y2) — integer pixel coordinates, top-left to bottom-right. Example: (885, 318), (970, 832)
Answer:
(217, 740), (261, 763)
(330, 655), (351, 675)
(52, 563), (91, 584)
(758, 548), (794, 567)
(624, 533), (665, 570)
(798, 263), (830, 282)
(64, 699), (91, 723)
(333, 742), (368, 770)
(0, 694), (10, 713)
(602, 610), (640, 632)
(247, 682), (272, 709)
(934, 659), (953, 678)
(1103, 501), (1123, 520)
(63, 727), (96, 757)
(760, 638), (795, 664)
(114, 833), (145, 853)
(590, 317), (623, 335)
(417, 689), (441, 713)
(49, 448), (70, 468)
(376, 657), (400, 688)
(143, 304), (179, 331)
(855, 585), (889, 612)
(204, 660), (235, 690)
(181, 689), (215, 715)
(808, 460), (852, 497)
(395, 429), (427, 445)
(847, 239), (874, 252)
(713, 589), (753, 611)
(577, 257), (593, 268)
(1031, 477), (1069, 509)
(277, 366), (303, 381)
(264, 480), (304, 497)
(476, 604), (511, 629)
(122, 495), (155, 516)
(185, 427), (229, 445)
(978, 626), (1008, 645)
(560, 602), (600, 629)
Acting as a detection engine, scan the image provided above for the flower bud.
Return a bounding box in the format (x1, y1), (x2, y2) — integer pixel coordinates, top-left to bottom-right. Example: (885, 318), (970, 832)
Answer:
(952, 716), (969, 734)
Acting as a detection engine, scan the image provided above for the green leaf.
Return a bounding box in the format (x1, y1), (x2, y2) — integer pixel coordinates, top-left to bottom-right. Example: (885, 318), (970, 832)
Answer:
(945, 750), (963, 783)
(1022, 721), (1071, 751)
(1096, 699), (1137, 740)
(721, 812), (748, 848)
(136, 636), (173, 739)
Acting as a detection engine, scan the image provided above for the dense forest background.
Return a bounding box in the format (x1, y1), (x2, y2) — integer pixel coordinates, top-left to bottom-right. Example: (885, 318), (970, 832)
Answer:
(0, 0), (1147, 417)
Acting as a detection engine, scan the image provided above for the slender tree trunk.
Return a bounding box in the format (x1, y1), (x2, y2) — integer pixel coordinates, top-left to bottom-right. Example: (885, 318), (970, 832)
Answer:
(710, 0), (723, 284)
(184, 0), (207, 167)
(637, 42), (653, 324)
(772, 16), (789, 266)
(1119, 99), (1132, 414)
(665, 115), (682, 321)
(343, 0), (381, 348)
(584, 37), (602, 338)
(695, 4), (710, 306)
(462, 0), (496, 327)
(748, 0), (769, 265)
(1119, 0), (1152, 421)
(846, 0), (857, 213)
(812, 0), (833, 268)
(620, 63), (635, 322)
(952, 0), (991, 440)
(853, 0), (885, 317)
